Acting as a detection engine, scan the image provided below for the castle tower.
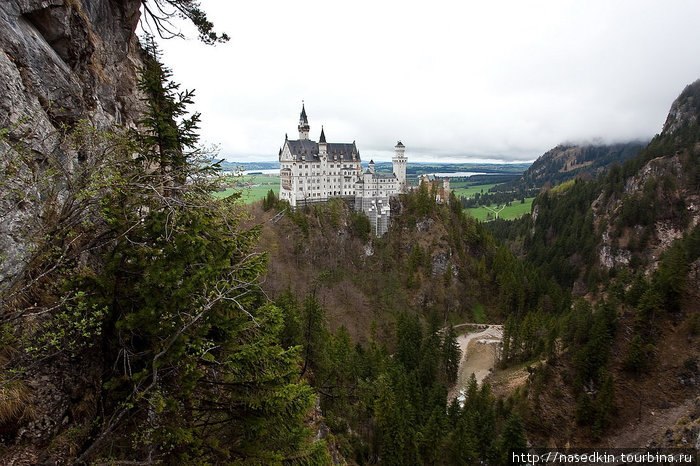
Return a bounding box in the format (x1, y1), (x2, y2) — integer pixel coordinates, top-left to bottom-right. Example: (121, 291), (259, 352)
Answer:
(298, 102), (310, 140)
(392, 141), (407, 193)
(318, 126), (327, 159)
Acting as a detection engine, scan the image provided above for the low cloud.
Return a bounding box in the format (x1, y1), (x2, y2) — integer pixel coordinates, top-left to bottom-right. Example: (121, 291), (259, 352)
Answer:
(158, 0), (700, 163)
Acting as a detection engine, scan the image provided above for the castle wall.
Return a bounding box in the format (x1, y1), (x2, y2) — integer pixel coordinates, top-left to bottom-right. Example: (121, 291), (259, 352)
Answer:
(280, 154), (362, 207)
(278, 111), (404, 236)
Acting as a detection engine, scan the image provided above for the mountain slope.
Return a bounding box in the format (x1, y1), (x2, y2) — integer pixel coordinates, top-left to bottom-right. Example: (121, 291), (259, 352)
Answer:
(491, 79), (700, 448)
(251, 189), (566, 462)
(496, 142), (645, 194)
(253, 191), (562, 342)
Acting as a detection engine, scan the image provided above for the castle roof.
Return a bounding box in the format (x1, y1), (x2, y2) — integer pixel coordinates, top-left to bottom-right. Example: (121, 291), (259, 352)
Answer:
(395, 140), (404, 147)
(299, 103), (308, 123)
(285, 139), (360, 162)
(319, 126), (326, 143)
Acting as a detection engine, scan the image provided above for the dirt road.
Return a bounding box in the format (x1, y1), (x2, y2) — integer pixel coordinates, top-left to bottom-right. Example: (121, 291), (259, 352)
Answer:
(448, 325), (503, 402)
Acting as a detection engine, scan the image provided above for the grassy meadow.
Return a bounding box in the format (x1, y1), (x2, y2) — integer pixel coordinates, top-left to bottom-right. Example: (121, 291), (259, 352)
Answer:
(212, 174), (280, 203)
(451, 179), (534, 221)
(466, 197), (534, 221)
(450, 182), (498, 199)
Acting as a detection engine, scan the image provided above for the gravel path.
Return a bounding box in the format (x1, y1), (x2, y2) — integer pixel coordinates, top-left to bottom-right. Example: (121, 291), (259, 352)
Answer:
(448, 325), (503, 402)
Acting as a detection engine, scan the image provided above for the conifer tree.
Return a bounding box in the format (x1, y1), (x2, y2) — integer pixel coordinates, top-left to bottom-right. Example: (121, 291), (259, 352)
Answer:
(441, 325), (461, 385)
(69, 43), (328, 464)
(419, 406), (447, 464)
(499, 413), (527, 465)
(447, 408), (479, 465)
(300, 294), (330, 379)
(593, 372), (615, 438)
(395, 313), (423, 371)
(275, 288), (303, 348)
(137, 35), (201, 191)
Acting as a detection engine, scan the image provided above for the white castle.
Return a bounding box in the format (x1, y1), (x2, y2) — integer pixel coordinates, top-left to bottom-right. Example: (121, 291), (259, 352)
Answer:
(278, 104), (407, 235)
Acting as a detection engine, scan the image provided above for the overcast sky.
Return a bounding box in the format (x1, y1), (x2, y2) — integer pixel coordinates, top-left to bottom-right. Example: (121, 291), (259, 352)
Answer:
(154, 0), (700, 163)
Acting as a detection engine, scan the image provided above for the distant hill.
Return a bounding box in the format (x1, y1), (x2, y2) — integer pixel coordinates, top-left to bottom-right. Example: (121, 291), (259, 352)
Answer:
(494, 141), (645, 193)
(215, 160), (279, 172)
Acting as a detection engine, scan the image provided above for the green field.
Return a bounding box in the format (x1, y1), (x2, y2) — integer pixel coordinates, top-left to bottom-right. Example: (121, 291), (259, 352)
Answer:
(213, 175), (279, 204)
(451, 183), (498, 199)
(466, 197), (534, 221)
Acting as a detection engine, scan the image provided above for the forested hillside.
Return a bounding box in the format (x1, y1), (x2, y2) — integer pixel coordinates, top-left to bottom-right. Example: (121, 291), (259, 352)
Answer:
(255, 187), (564, 343)
(253, 186), (563, 462)
(495, 142), (645, 195)
(457, 141), (644, 215)
(253, 79), (700, 457)
(0, 4), (328, 462)
(487, 79), (700, 447)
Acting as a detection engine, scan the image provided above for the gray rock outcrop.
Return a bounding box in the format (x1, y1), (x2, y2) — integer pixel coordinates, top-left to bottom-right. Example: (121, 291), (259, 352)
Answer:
(0, 1), (145, 460)
(0, 0), (143, 292)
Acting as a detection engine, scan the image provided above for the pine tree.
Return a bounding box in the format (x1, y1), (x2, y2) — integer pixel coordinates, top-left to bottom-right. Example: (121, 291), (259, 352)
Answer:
(446, 406), (479, 465)
(374, 368), (419, 465)
(418, 328), (441, 390)
(419, 406), (447, 465)
(474, 383), (497, 461)
(137, 35), (201, 192)
(499, 413), (527, 465)
(70, 45), (328, 464)
(262, 188), (279, 211)
(300, 294), (330, 380)
(593, 372), (615, 438)
(395, 313), (423, 371)
(275, 288), (302, 348)
(441, 325), (461, 385)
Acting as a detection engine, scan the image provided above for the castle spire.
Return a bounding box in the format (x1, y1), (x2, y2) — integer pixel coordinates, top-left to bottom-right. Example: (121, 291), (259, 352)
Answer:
(298, 101), (310, 140)
(300, 101), (308, 123)
(318, 125), (327, 158)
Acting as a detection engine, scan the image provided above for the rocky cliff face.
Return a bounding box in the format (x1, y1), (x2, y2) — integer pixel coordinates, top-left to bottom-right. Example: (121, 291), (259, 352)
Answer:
(593, 80), (700, 273)
(663, 79), (700, 136)
(0, 1), (144, 461)
(0, 0), (143, 292)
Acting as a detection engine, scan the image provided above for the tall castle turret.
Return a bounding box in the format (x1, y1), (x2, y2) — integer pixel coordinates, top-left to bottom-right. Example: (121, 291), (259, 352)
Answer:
(319, 126), (327, 159)
(392, 140), (407, 193)
(298, 102), (310, 139)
